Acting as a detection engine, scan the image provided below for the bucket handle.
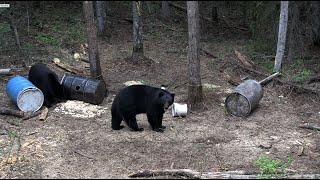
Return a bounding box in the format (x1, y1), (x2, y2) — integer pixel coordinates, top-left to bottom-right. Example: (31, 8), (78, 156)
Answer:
(259, 72), (280, 85)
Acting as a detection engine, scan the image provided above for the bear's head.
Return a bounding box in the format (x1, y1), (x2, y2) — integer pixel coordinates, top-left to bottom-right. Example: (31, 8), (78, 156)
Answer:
(157, 90), (175, 110)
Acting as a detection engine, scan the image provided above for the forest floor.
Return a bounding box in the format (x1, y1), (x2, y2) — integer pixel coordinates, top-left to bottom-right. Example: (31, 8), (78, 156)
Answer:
(0, 2), (319, 179)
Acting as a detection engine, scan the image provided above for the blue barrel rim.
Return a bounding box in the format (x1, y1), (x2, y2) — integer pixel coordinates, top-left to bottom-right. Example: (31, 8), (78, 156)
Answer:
(17, 87), (44, 112)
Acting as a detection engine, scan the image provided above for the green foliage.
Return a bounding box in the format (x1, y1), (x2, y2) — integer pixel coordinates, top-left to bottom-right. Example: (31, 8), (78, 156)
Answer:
(258, 60), (274, 74)
(292, 69), (312, 83)
(247, 1), (280, 54)
(8, 130), (17, 140)
(0, 22), (11, 34)
(23, 42), (35, 50)
(254, 155), (293, 179)
(68, 24), (85, 43)
(7, 118), (22, 126)
(35, 33), (60, 47)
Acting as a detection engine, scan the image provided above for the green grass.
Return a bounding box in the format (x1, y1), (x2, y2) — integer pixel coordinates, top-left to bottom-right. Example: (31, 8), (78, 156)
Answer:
(292, 69), (312, 83)
(259, 61), (274, 74)
(254, 155), (293, 179)
(35, 33), (60, 47)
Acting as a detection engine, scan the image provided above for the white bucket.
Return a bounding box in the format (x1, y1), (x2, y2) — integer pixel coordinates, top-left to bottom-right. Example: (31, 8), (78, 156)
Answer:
(172, 103), (188, 117)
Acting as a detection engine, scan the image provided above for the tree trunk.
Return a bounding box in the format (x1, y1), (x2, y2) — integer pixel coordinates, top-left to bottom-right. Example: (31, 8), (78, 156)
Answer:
(161, 1), (170, 20)
(145, 1), (152, 14)
(274, 1), (289, 72)
(187, 1), (203, 110)
(95, 1), (106, 37)
(212, 5), (218, 23)
(312, 1), (320, 46)
(83, 1), (103, 80)
(131, 1), (144, 64)
(241, 1), (247, 27)
(199, 1), (206, 39)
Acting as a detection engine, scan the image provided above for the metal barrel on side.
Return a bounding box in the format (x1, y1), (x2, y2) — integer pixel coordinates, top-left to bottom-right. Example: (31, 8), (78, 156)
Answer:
(225, 72), (280, 117)
(6, 76), (44, 112)
(225, 79), (263, 117)
(60, 73), (106, 105)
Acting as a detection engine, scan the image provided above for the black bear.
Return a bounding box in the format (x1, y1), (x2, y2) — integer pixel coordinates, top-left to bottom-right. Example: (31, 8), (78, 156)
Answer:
(28, 63), (64, 107)
(111, 85), (175, 132)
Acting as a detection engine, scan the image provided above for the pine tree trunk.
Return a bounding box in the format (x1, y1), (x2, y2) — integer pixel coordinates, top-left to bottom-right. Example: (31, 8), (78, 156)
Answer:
(131, 1), (144, 64)
(83, 1), (103, 80)
(312, 1), (320, 46)
(274, 1), (289, 72)
(212, 5), (218, 23)
(187, 1), (203, 110)
(96, 1), (106, 37)
(161, 1), (170, 20)
(145, 1), (152, 14)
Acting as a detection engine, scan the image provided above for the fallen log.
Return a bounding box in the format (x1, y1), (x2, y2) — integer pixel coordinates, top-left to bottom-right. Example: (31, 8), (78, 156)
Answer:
(52, 58), (84, 75)
(0, 107), (45, 120)
(231, 57), (320, 94)
(128, 169), (320, 179)
(0, 108), (24, 118)
(307, 74), (320, 84)
(221, 72), (241, 86)
(234, 50), (254, 69)
(201, 48), (217, 58)
(299, 123), (320, 131)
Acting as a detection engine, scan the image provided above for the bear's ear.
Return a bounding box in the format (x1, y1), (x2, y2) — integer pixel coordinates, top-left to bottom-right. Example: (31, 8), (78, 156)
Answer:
(159, 91), (164, 97)
(171, 93), (175, 98)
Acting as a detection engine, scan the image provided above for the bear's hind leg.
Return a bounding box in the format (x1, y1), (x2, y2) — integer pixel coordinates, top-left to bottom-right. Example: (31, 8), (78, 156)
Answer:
(123, 113), (143, 131)
(111, 109), (124, 130)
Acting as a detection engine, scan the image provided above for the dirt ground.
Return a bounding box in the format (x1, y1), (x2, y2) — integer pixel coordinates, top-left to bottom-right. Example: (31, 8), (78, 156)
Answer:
(0, 2), (320, 179)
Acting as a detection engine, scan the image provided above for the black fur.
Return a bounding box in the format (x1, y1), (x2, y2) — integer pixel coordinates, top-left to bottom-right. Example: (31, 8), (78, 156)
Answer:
(28, 63), (64, 107)
(111, 85), (175, 132)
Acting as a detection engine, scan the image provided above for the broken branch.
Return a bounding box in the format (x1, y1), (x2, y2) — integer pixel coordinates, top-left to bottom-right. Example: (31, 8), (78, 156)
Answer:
(234, 50), (254, 69)
(201, 48), (217, 58)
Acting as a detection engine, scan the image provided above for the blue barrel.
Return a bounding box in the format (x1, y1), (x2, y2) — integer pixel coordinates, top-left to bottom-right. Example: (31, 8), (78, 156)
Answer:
(6, 76), (44, 112)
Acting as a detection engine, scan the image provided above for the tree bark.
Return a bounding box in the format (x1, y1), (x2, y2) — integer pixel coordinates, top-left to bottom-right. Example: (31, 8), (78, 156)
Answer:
(83, 1), (103, 80)
(161, 1), (170, 20)
(128, 169), (320, 179)
(312, 1), (320, 46)
(131, 1), (144, 64)
(187, 1), (203, 110)
(274, 1), (289, 72)
(145, 1), (152, 14)
(95, 1), (107, 37)
(212, 5), (218, 23)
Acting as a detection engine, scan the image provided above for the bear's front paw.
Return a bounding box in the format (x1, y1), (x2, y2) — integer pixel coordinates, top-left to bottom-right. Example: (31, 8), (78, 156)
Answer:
(153, 128), (164, 133)
(160, 125), (166, 130)
(112, 125), (125, 130)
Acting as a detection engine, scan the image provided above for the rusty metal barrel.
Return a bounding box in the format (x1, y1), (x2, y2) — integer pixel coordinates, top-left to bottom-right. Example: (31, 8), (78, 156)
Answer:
(61, 73), (106, 105)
